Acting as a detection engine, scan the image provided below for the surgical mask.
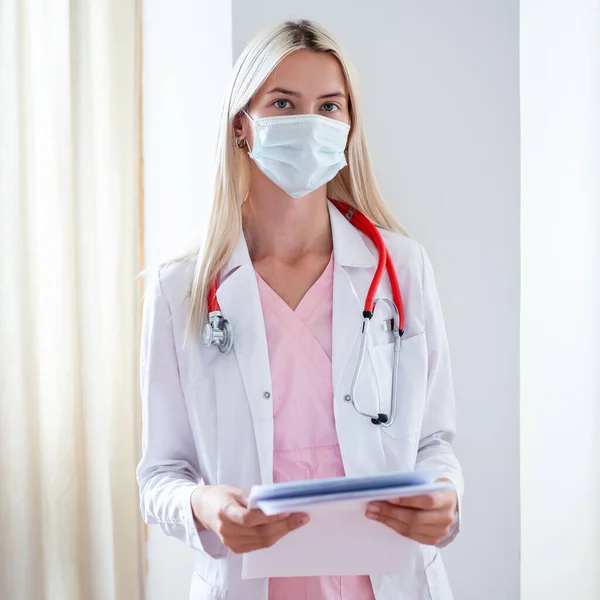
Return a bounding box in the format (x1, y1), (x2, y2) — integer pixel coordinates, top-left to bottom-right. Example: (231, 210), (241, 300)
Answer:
(244, 112), (350, 199)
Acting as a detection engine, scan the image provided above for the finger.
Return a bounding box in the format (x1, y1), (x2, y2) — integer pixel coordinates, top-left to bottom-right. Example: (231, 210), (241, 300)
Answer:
(229, 541), (264, 554)
(374, 513), (447, 546)
(240, 509), (295, 528)
(406, 507), (455, 528)
(232, 513), (309, 553)
(367, 503), (415, 525)
(386, 493), (439, 510)
(412, 522), (453, 537)
(367, 504), (453, 536)
(388, 490), (454, 510)
(369, 502), (454, 527)
(222, 503), (291, 528)
(256, 513), (310, 545)
(219, 513), (307, 549)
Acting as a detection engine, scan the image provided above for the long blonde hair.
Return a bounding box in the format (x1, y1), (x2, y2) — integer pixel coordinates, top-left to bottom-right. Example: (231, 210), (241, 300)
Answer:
(186, 19), (406, 340)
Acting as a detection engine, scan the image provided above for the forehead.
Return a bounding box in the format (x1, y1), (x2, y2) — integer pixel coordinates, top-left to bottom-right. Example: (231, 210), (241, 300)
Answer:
(257, 50), (347, 95)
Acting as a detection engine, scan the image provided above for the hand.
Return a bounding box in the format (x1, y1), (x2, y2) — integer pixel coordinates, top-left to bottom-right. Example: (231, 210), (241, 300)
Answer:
(191, 485), (309, 554)
(365, 481), (457, 546)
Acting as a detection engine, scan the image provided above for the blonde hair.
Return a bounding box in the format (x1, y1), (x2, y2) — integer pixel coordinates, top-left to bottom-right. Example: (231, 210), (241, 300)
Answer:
(186, 19), (406, 340)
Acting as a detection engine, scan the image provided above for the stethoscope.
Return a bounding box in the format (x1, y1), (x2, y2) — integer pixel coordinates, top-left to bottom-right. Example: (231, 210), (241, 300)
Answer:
(202, 200), (405, 427)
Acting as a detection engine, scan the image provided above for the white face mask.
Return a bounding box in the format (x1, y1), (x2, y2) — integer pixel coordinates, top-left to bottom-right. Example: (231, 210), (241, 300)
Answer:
(245, 113), (350, 199)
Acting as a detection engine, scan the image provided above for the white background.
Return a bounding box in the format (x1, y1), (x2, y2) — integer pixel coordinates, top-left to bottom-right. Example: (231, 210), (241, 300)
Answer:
(142, 1), (600, 599)
(142, 2), (232, 600)
(520, 0), (600, 598)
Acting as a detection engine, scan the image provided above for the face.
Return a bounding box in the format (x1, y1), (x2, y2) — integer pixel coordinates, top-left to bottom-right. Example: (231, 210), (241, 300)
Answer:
(234, 49), (350, 147)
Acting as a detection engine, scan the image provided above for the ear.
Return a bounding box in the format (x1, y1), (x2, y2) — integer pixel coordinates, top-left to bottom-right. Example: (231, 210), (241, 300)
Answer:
(232, 111), (245, 140)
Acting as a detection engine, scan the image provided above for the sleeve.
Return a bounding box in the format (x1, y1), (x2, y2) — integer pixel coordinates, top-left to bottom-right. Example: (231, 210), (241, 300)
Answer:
(414, 244), (464, 547)
(136, 268), (225, 557)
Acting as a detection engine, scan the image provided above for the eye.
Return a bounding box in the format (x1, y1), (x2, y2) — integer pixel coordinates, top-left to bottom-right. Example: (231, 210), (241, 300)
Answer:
(321, 102), (339, 113)
(273, 99), (293, 109)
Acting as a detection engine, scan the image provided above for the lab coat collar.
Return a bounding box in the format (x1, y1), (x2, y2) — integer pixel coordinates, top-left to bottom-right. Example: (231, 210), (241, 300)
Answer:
(327, 200), (378, 269)
(223, 199), (378, 278)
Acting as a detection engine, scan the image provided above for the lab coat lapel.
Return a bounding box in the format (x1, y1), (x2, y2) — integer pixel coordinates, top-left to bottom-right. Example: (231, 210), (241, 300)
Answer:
(328, 202), (377, 394)
(331, 262), (363, 397)
(329, 201), (389, 475)
(216, 236), (274, 486)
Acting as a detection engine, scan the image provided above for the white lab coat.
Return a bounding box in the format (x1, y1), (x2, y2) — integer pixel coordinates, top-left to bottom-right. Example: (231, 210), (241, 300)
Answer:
(137, 202), (463, 600)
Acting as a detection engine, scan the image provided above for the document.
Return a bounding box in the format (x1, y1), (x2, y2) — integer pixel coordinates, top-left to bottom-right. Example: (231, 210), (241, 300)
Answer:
(242, 470), (452, 579)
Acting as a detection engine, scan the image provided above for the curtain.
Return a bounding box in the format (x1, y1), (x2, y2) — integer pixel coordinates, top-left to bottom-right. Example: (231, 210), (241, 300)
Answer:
(0, 1), (144, 599)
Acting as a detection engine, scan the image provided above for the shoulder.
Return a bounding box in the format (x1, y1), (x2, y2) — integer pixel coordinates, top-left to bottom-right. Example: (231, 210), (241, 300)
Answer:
(147, 256), (196, 314)
(377, 228), (429, 287)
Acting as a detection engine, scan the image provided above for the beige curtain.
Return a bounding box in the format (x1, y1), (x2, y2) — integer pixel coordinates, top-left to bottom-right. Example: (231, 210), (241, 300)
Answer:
(0, 1), (144, 599)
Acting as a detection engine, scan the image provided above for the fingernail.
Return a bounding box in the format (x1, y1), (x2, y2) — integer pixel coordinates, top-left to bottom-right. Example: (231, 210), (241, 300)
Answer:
(296, 515), (310, 527)
(366, 505), (380, 519)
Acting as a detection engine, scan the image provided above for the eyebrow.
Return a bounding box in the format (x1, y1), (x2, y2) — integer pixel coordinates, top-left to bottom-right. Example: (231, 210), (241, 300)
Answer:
(318, 91), (347, 100)
(265, 87), (347, 100)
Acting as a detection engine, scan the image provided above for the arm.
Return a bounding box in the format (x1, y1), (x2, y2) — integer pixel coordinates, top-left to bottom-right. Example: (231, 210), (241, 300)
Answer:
(414, 243), (463, 545)
(366, 243), (463, 546)
(136, 268), (224, 556)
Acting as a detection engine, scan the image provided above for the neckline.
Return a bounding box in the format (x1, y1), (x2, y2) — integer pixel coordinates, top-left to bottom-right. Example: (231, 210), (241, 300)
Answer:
(255, 254), (334, 314)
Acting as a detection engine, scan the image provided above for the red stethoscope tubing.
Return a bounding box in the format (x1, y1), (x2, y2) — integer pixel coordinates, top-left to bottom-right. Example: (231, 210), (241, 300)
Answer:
(330, 200), (404, 331)
(208, 275), (219, 313)
(207, 200), (405, 332)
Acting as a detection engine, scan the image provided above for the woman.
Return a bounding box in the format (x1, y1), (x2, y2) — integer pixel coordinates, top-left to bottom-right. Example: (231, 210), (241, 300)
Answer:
(137, 19), (463, 600)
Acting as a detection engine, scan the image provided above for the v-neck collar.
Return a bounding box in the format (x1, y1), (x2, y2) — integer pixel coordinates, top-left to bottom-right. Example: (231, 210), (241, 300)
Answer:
(256, 255), (334, 382)
(255, 254), (334, 317)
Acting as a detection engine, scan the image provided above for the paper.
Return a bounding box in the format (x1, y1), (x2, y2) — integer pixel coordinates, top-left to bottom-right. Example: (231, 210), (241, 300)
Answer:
(242, 472), (453, 579)
(248, 469), (441, 511)
(255, 481), (451, 515)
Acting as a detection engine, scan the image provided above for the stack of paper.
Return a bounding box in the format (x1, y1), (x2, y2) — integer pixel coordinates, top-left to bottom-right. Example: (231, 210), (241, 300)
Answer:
(242, 470), (453, 579)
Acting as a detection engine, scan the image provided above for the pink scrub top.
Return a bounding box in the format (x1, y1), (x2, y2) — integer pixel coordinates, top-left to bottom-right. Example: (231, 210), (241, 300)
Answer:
(256, 256), (376, 600)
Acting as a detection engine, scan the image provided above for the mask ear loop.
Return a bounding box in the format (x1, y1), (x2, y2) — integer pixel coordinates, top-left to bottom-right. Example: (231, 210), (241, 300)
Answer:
(234, 108), (253, 151)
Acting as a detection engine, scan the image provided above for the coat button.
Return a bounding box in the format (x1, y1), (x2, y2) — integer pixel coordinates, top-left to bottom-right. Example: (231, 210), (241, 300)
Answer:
(263, 391), (271, 399)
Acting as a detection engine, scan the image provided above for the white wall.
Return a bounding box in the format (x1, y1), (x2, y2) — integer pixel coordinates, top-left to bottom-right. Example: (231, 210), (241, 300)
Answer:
(143, 0), (232, 271)
(142, 2), (232, 599)
(520, 1), (600, 599)
(232, 4), (522, 600)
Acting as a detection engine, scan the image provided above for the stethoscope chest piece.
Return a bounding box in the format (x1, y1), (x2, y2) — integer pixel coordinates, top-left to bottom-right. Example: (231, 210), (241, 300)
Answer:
(202, 311), (233, 353)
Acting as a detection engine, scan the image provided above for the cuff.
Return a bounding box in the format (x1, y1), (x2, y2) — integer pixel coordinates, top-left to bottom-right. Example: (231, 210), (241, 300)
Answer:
(183, 484), (228, 558)
(436, 475), (462, 548)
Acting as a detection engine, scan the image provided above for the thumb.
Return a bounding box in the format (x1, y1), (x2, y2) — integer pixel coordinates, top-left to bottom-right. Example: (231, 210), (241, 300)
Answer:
(222, 499), (248, 525)
(232, 488), (250, 508)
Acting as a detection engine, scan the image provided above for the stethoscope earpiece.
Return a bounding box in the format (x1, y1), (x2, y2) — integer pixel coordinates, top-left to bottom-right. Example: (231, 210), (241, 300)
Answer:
(371, 413), (389, 425)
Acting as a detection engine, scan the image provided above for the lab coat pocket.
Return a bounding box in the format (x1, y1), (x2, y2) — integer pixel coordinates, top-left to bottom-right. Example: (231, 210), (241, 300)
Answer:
(368, 332), (427, 439)
(424, 549), (453, 600)
(189, 570), (226, 600)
